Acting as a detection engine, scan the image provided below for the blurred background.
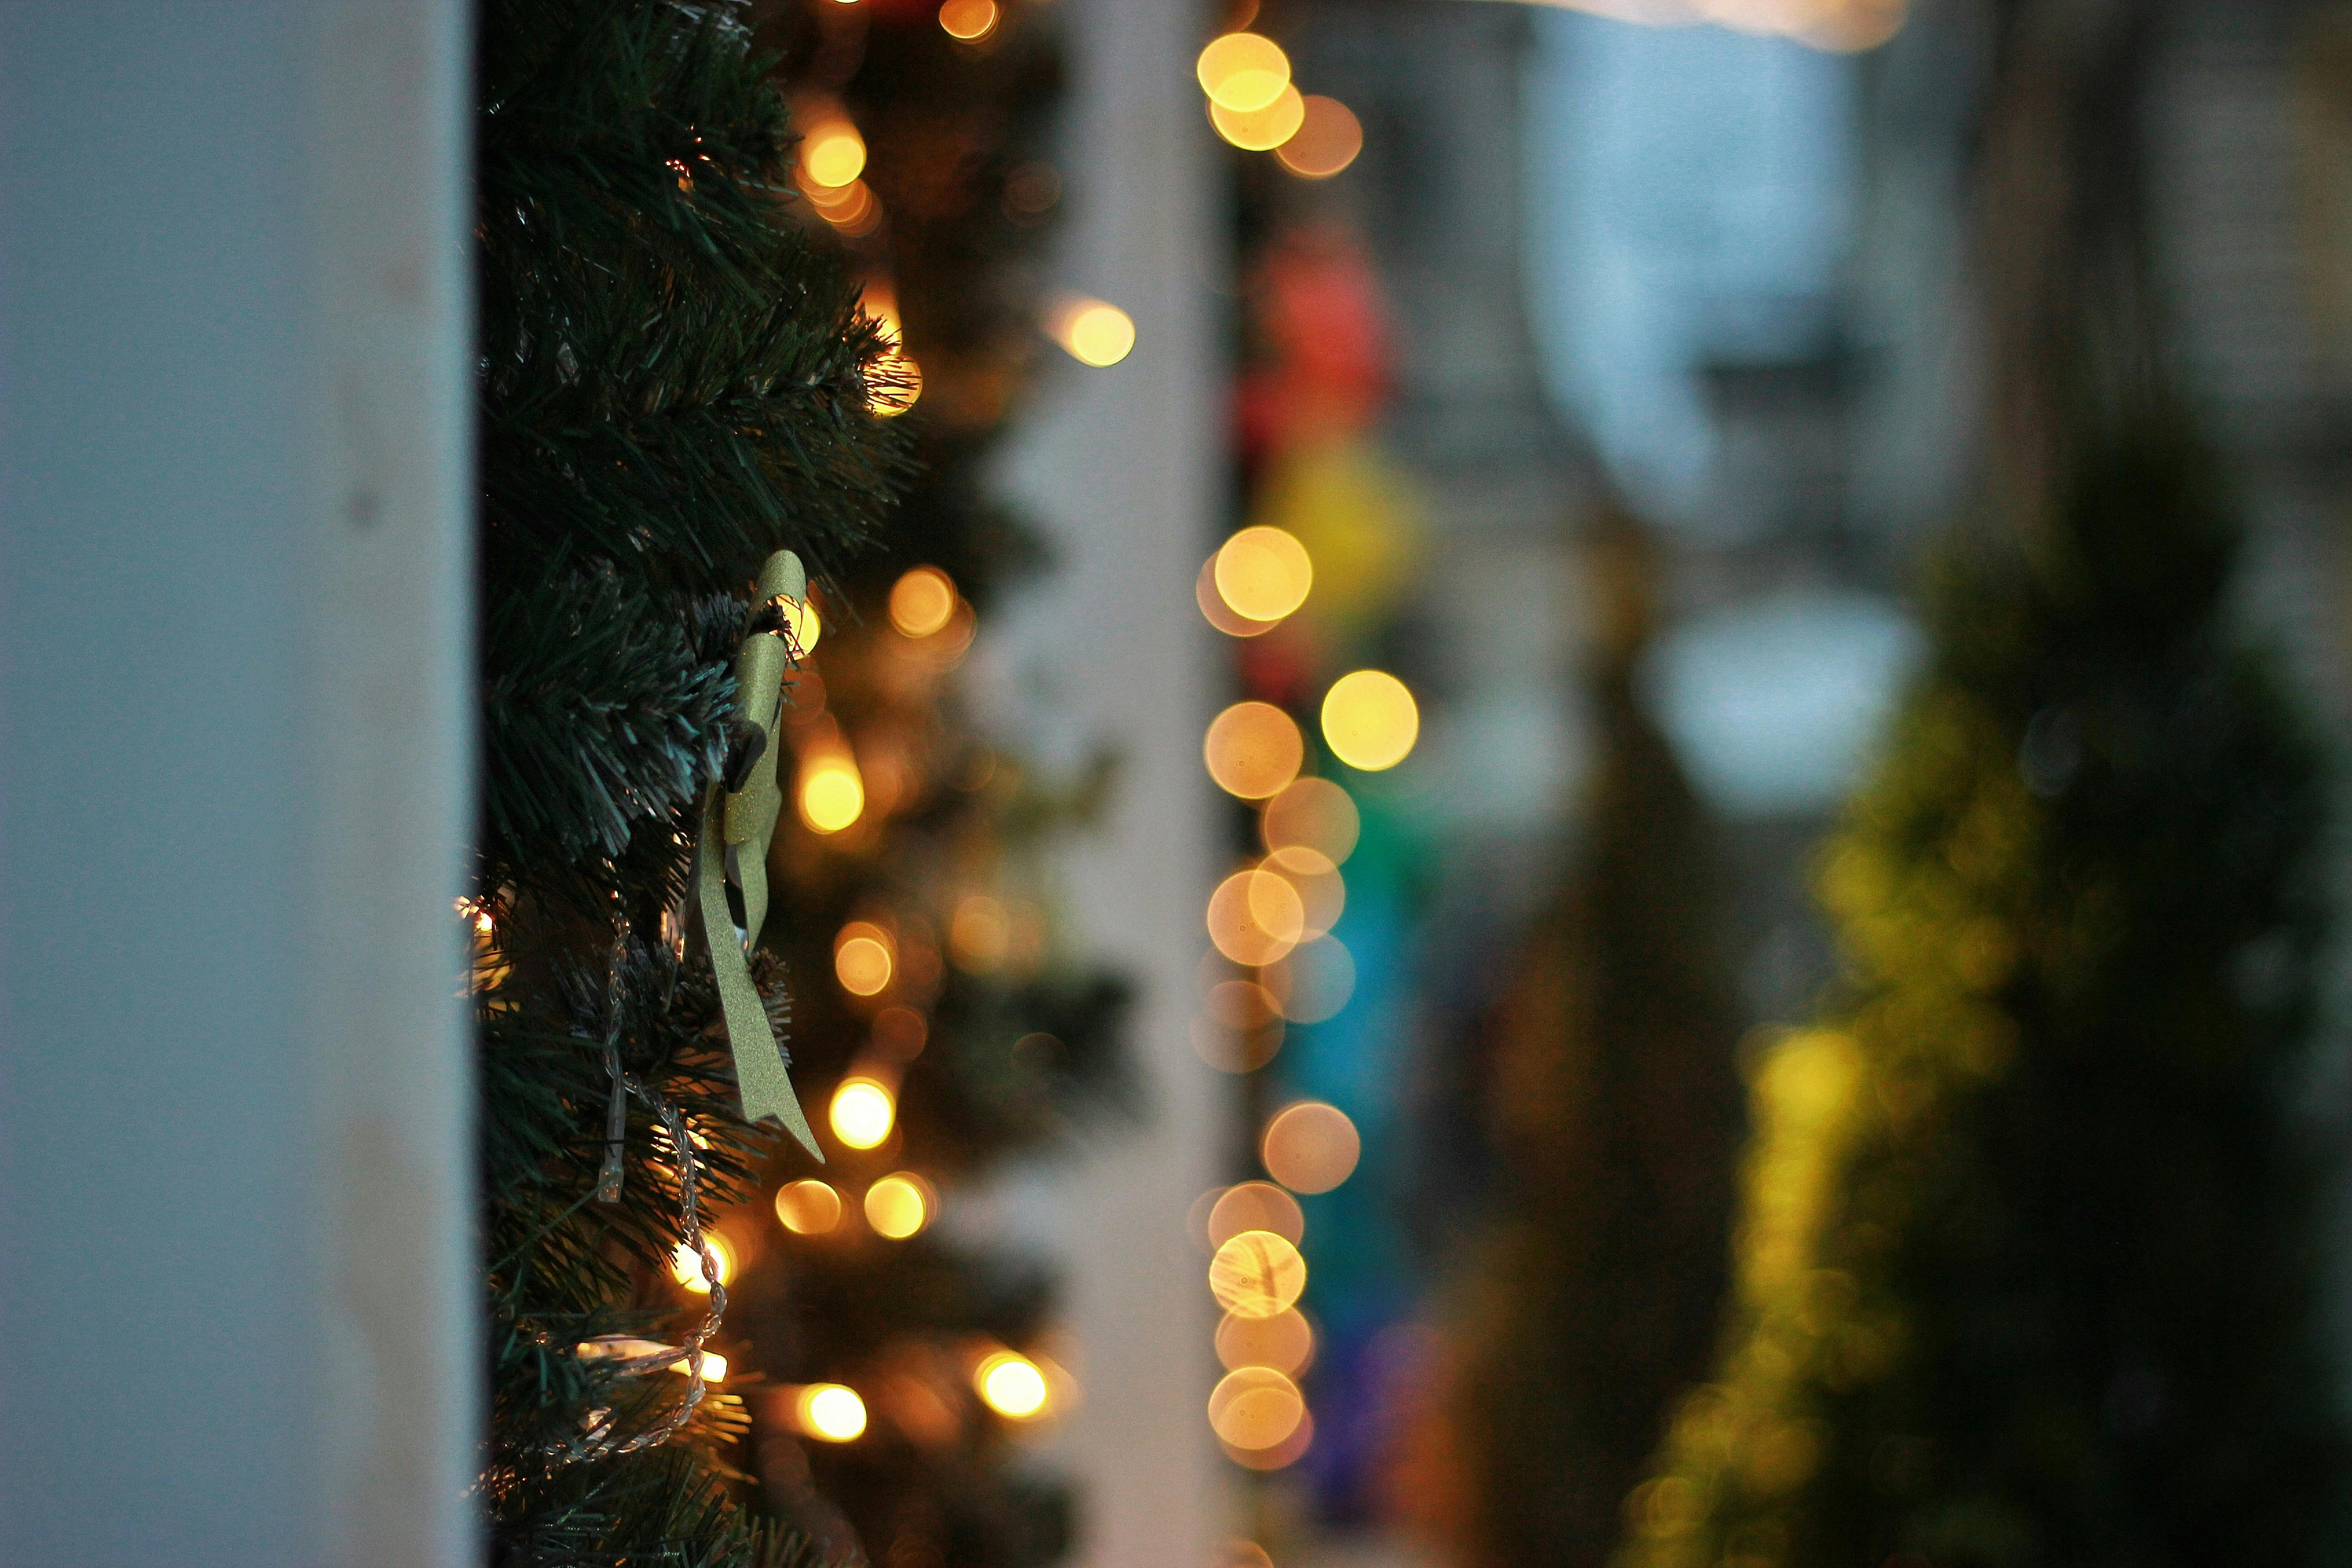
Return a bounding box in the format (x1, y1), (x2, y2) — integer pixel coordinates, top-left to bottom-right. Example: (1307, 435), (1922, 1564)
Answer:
(13, 1), (2352, 1566)
(862, 2), (2352, 1568)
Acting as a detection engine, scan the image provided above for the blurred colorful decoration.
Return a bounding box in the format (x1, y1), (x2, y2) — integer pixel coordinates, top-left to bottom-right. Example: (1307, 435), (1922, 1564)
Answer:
(1197, 160), (1438, 1512)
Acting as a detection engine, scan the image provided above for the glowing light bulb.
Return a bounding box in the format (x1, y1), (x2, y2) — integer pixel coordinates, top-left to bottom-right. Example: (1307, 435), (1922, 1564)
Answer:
(889, 567), (958, 637)
(1209, 85), (1305, 153)
(1213, 527), (1312, 622)
(801, 122), (867, 189)
(669, 1349), (727, 1382)
(834, 922), (895, 996)
(775, 1179), (844, 1235)
(939, 0), (999, 39)
(799, 1383), (867, 1441)
(1208, 1229), (1306, 1319)
(830, 1078), (895, 1149)
(670, 1235), (734, 1294)
(864, 1172), (934, 1239)
(1261, 1101), (1360, 1194)
(975, 1352), (1049, 1418)
(799, 756), (866, 833)
(779, 595), (822, 652)
(1196, 33), (1291, 113)
(1047, 298), (1136, 367)
(1319, 670), (1418, 771)
(870, 352), (921, 417)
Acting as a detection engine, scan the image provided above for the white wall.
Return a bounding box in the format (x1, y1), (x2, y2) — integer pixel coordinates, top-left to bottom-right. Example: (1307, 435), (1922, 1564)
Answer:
(0, 6), (477, 1565)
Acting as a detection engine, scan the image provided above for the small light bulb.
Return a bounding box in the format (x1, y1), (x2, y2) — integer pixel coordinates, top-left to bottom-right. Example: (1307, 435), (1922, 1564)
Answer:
(830, 1078), (896, 1150)
(670, 1235), (734, 1294)
(800, 1383), (867, 1441)
(976, 1352), (1050, 1418)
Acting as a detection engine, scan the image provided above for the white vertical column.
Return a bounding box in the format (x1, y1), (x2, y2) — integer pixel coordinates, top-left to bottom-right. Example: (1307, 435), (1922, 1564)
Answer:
(0, 6), (477, 1566)
(990, 0), (1229, 1561)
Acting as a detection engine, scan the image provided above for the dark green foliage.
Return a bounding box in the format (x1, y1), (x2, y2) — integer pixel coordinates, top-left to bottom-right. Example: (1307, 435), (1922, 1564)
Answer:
(874, 967), (1136, 1174)
(475, 0), (904, 1561)
(1449, 523), (1746, 1568)
(477, 0), (909, 913)
(484, 570), (744, 867)
(1617, 406), (2344, 1568)
(735, 1235), (1073, 1568)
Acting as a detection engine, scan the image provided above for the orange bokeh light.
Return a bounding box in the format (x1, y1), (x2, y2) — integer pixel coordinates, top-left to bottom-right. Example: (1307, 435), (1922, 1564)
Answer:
(1261, 777), (1360, 868)
(1205, 702), (1305, 800)
(1207, 1181), (1304, 1248)
(1262, 1101), (1360, 1194)
(1277, 97), (1363, 178)
(1215, 1308), (1314, 1376)
(1206, 868), (1304, 967)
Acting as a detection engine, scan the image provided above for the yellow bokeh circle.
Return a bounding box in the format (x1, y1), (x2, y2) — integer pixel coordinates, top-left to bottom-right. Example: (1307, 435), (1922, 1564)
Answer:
(889, 566), (958, 637)
(801, 122), (867, 189)
(1062, 302), (1136, 368)
(1209, 1228), (1307, 1320)
(1213, 526), (1312, 622)
(976, 1352), (1050, 1418)
(775, 1179), (844, 1235)
(1206, 868), (1305, 967)
(829, 1078), (896, 1150)
(1261, 1100), (1360, 1194)
(1208, 1365), (1305, 1450)
(834, 922), (895, 996)
(670, 1234), (735, 1294)
(799, 1383), (867, 1441)
(1204, 701), (1305, 800)
(864, 1171), (934, 1239)
(1196, 33), (1292, 113)
(1320, 669), (1418, 771)
(1210, 85), (1306, 153)
(1216, 1308), (1314, 1375)
(800, 756), (866, 833)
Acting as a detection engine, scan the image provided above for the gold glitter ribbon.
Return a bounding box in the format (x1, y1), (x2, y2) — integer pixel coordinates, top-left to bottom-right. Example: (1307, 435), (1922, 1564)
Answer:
(696, 549), (821, 1157)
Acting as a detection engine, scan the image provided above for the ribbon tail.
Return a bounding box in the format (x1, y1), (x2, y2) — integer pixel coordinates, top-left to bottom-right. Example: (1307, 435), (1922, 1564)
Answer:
(696, 788), (822, 1160)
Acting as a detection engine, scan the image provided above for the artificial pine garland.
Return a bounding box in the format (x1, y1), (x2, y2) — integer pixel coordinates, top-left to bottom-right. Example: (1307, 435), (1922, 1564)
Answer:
(472, 0), (907, 1559)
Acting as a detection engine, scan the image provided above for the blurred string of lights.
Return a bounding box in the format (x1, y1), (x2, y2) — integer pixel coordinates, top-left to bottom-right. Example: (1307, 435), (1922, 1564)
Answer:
(790, 8), (1137, 408)
(1494, 0), (1906, 54)
(748, 536), (1087, 1447)
(1191, 505), (1388, 1471)
(1194, 24), (1364, 176)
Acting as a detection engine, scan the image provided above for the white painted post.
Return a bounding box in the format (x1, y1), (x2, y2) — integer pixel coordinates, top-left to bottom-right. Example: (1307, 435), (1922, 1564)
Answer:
(985, 0), (1230, 1561)
(0, 6), (477, 1565)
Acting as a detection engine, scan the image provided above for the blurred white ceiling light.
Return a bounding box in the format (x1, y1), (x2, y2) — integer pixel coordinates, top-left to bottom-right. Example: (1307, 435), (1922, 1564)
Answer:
(1456, 0), (1904, 53)
(1639, 589), (1921, 819)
